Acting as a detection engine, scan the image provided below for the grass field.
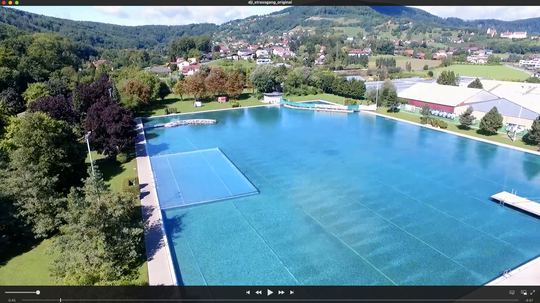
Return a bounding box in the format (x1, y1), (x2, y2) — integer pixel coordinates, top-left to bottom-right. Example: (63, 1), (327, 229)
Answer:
(334, 26), (364, 37)
(376, 109), (537, 151)
(428, 42), (448, 48)
(431, 64), (530, 80)
(207, 58), (256, 69)
(141, 91), (263, 117)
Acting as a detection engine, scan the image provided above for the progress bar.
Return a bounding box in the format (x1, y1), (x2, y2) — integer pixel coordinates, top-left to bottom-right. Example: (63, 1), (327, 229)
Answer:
(20, 299), (519, 302)
(5, 290), (40, 294)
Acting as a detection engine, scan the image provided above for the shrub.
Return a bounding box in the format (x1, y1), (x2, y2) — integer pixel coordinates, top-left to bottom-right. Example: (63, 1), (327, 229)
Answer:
(116, 153), (128, 164)
(423, 65), (429, 70)
(427, 71), (434, 77)
(420, 116), (429, 124)
(165, 107), (178, 115)
(430, 117), (439, 127)
(122, 177), (139, 197)
(230, 101), (241, 108)
(438, 120), (448, 129)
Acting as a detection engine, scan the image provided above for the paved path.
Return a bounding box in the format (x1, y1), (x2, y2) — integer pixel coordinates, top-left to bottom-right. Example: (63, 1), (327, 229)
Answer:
(135, 119), (177, 286)
(504, 64), (535, 76)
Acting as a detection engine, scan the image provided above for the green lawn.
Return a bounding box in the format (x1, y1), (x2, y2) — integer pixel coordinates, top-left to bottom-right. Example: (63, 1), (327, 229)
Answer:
(431, 65), (530, 81)
(141, 91), (264, 117)
(369, 54), (408, 62)
(0, 239), (58, 285)
(286, 93), (348, 105)
(207, 58), (256, 69)
(376, 108), (537, 151)
(333, 26), (364, 37)
(428, 42), (448, 48)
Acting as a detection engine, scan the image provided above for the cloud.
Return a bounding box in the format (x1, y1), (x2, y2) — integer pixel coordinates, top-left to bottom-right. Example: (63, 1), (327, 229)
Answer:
(136, 6), (279, 25)
(410, 6), (540, 21)
(93, 6), (129, 19)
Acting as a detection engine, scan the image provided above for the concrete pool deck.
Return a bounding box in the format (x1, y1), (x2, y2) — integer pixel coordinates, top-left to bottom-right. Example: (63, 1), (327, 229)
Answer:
(135, 118), (177, 286)
(365, 111), (540, 285)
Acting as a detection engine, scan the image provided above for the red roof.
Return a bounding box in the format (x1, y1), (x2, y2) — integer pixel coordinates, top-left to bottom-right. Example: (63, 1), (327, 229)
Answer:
(438, 50), (446, 54)
(404, 49), (414, 55)
(220, 46), (229, 51)
(515, 32), (526, 35)
(182, 65), (200, 73)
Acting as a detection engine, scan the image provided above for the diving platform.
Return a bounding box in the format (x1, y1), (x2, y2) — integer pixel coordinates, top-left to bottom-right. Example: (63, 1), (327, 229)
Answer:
(491, 191), (540, 217)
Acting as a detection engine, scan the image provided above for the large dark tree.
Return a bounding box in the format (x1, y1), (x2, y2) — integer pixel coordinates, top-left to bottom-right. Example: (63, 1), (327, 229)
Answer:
(459, 106), (476, 129)
(28, 96), (79, 126)
(2, 112), (86, 237)
(525, 115), (540, 146)
(72, 74), (115, 116)
(437, 70), (459, 86)
(0, 87), (25, 114)
(467, 78), (483, 89)
(479, 106), (504, 135)
(52, 168), (143, 285)
(85, 98), (134, 157)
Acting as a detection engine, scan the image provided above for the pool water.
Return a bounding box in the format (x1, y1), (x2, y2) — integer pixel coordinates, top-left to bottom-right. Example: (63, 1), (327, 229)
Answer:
(143, 106), (540, 286)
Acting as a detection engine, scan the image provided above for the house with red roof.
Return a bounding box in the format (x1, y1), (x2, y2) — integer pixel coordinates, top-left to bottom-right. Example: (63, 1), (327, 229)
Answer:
(501, 31), (527, 39)
(182, 65), (200, 76)
(219, 46), (230, 54)
(404, 49), (414, 57)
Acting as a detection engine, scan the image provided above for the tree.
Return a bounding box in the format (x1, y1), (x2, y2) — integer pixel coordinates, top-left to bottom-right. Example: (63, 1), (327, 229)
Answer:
(467, 78), (483, 89)
(423, 64), (428, 70)
(421, 104), (430, 124)
(46, 79), (69, 97)
(427, 70), (434, 77)
(479, 106), (503, 135)
(23, 82), (50, 105)
(405, 61), (412, 72)
(85, 99), (135, 157)
(0, 87), (25, 114)
(2, 112), (86, 237)
(183, 72), (207, 100)
(487, 55), (501, 65)
(28, 96), (79, 126)
(225, 71), (244, 99)
(437, 70), (459, 86)
(458, 106), (476, 129)
(158, 82), (170, 100)
(365, 88), (378, 105)
(250, 65), (277, 93)
(169, 64), (178, 72)
(379, 79), (397, 107)
(188, 49), (202, 59)
(118, 79), (151, 111)
(172, 81), (185, 100)
(204, 67), (228, 97)
(525, 115), (540, 146)
(72, 74), (115, 117)
(51, 168), (143, 285)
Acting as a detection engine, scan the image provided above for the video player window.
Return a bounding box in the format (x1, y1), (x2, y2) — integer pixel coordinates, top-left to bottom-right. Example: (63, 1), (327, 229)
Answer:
(1, 2), (540, 302)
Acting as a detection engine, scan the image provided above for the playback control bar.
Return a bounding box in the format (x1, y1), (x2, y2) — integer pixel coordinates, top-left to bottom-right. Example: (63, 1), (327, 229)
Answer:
(2, 286), (539, 302)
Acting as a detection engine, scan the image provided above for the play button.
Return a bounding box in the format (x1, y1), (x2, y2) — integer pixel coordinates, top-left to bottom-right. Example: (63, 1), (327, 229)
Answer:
(267, 289), (273, 296)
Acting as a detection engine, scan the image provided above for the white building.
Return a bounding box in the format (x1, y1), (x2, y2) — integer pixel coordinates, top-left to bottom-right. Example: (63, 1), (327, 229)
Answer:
(262, 92), (282, 104)
(500, 31), (527, 39)
(255, 49), (269, 58)
(519, 59), (540, 70)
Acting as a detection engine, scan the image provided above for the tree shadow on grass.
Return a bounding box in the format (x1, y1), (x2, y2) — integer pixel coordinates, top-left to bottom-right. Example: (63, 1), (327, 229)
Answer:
(457, 125), (471, 130)
(95, 157), (125, 184)
(0, 217), (39, 267)
(476, 129), (497, 136)
(237, 92), (252, 101)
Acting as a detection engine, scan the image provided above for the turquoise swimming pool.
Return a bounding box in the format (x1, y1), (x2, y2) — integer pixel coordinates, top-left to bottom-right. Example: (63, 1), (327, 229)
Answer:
(143, 106), (540, 286)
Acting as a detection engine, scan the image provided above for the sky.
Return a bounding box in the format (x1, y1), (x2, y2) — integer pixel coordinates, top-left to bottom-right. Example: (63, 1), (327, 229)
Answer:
(13, 6), (540, 26)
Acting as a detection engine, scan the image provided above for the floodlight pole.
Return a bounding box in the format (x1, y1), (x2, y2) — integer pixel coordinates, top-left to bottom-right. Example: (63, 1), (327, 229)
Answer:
(85, 131), (95, 177)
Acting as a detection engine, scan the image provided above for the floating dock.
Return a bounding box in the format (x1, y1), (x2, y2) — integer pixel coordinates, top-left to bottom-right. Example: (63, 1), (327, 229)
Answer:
(147, 119), (217, 130)
(491, 191), (540, 217)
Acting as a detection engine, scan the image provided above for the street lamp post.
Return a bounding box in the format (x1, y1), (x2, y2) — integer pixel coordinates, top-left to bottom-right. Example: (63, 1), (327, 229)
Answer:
(85, 131), (95, 177)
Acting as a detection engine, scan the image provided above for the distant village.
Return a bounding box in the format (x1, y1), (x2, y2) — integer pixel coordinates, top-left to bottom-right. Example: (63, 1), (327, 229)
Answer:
(91, 25), (540, 78)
